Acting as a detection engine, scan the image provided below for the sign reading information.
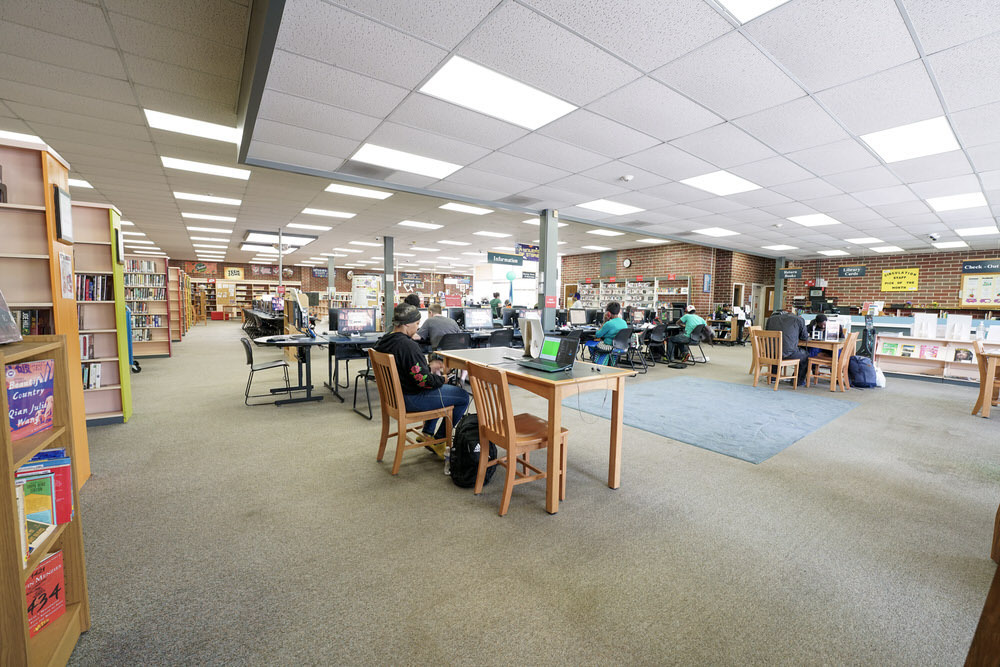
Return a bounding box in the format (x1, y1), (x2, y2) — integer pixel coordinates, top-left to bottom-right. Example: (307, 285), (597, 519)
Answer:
(881, 268), (919, 291)
(838, 266), (866, 277)
(488, 252), (522, 266)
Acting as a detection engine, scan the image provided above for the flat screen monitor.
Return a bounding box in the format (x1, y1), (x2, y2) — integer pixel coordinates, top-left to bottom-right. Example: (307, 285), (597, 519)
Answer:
(501, 308), (516, 327)
(337, 308), (376, 334)
(586, 308), (602, 325)
(463, 308), (492, 330)
(522, 309), (539, 321)
(418, 308), (429, 327)
(306, 291), (320, 307)
(631, 309), (646, 324)
(447, 307), (465, 328)
(569, 309), (588, 326)
(555, 309), (567, 326)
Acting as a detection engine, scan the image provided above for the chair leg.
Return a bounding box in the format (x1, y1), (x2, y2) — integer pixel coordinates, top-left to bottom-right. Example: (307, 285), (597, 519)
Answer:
(245, 369), (253, 405)
(560, 434), (568, 501)
(499, 448), (517, 516)
(391, 427), (407, 475)
(377, 415), (390, 462)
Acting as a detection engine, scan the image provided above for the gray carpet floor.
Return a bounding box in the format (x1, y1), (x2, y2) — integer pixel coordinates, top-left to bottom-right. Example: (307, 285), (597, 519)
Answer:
(67, 321), (999, 666)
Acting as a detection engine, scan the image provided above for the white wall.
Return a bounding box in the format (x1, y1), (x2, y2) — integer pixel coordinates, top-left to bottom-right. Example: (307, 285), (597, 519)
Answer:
(473, 260), (540, 306)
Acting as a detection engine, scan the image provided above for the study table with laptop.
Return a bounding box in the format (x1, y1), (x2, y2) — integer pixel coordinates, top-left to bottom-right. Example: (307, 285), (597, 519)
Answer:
(253, 300), (325, 405)
(323, 307), (383, 401)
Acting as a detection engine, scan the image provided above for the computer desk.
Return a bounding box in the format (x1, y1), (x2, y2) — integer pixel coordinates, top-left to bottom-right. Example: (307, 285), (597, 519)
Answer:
(323, 332), (383, 402)
(253, 335), (326, 405)
(438, 346), (632, 514)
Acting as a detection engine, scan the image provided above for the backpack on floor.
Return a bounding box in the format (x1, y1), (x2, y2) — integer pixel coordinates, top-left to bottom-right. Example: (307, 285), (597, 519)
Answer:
(848, 355), (878, 388)
(450, 414), (498, 488)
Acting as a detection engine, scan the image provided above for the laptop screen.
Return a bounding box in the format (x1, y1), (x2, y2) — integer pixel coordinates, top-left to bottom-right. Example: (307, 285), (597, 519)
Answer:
(539, 336), (561, 361)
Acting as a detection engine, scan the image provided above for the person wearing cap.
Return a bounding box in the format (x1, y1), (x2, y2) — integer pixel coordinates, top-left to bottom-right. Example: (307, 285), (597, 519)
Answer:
(373, 304), (469, 443)
(667, 305), (707, 362)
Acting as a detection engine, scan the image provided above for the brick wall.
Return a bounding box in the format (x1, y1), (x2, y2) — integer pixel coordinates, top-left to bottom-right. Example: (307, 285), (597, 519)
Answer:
(170, 259), (305, 284)
(732, 252), (776, 298)
(783, 249), (1000, 308)
(712, 250), (733, 304)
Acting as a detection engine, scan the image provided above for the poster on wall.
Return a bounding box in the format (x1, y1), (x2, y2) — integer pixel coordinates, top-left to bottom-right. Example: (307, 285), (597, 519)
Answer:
(250, 264), (279, 278)
(880, 268), (919, 292)
(311, 267), (328, 278)
(961, 273), (1000, 306)
(702, 273), (711, 293)
(838, 266), (866, 277)
(224, 266), (244, 280)
(184, 261), (216, 275)
(59, 252), (73, 299)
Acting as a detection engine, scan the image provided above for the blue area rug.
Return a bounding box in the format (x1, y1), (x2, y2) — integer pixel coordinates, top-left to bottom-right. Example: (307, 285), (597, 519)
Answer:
(562, 377), (858, 464)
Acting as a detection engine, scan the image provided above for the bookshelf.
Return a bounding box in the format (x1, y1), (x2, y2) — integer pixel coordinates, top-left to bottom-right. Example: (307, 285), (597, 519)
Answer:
(574, 277), (688, 311)
(874, 333), (1000, 383)
(190, 278), (301, 313)
(71, 203), (132, 425)
(0, 336), (91, 667)
(182, 273), (193, 334)
(167, 267), (182, 342)
(124, 256), (171, 358)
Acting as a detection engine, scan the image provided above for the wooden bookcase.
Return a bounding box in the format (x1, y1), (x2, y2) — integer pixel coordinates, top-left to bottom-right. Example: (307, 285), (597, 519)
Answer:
(167, 267), (182, 342)
(190, 278), (301, 314)
(0, 336), (91, 667)
(180, 271), (192, 336)
(71, 203), (132, 425)
(124, 256), (171, 358)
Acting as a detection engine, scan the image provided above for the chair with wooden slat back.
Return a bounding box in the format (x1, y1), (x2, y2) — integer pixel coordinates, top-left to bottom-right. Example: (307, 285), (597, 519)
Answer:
(806, 331), (858, 391)
(751, 329), (800, 390)
(972, 341), (1000, 416)
(467, 361), (568, 516)
(747, 325), (763, 375)
(368, 349), (453, 475)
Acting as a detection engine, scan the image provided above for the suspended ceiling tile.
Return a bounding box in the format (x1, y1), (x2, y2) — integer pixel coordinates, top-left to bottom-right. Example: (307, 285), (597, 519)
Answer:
(785, 139), (879, 176)
(620, 143), (713, 180)
(670, 122), (776, 168)
(458, 1), (640, 107)
(967, 143), (1000, 172)
(652, 31), (805, 119)
(134, 85), (236, 127)
(423, 181), (508, 203)
(3, 0), (115, 45)
(247, 140), (345, 174)
(734, 96), (849, 153)
(0, 80), (141, 124)
(388, 93), (528, 150)
(517, 185), (592, 209)
(729, 156), (814, 187)
(124, 54), (237, 106)
(852, 185), (919, 207)
(0, 53), (134, 103)
(0, 117), (36, 134)
(907, 173), (983, 198)
(744, 0), (918, 92)
(950, 101), (1000, 148)
(641, 181), (714, 205)
(928, 32), (1000, 112)
(726, 189), (794, 208)
(366, 122), (491, 166)
(436, 168), (538, 198)
(382, 171), (439, 189)
(824, 165), (902, 192)
(887, 213), (941, 227)
(0, 22), (125, 78)
(589, 77), (721, 142)
(5, 103), (148, 141)
(253, 119), (358, 161)
(800, 193), (866, 213)
(902, 0), (1000, 55)
(870, 201), (932, 218)
(501, 133), (610, 173)
(607, 192), (677, 212)
(771, 177), (843, 201)
(332, 0), (498, 49)
(108, 13), (243, 80)
(464, 152), (569, 185)
(544, 174), (630, 200)
(538, 109), (659, 159)
(889, 150), (973, 181)
(102, 0), (249, 49)
(685, 196), (748, 214)
(577, 161), (668, 191)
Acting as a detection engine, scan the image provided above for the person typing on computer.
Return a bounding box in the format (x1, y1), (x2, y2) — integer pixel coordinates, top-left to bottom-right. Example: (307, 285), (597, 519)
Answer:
(413, 303), (461, 348)
(587, 301), (628, 365)
(666, 305), (706, 362)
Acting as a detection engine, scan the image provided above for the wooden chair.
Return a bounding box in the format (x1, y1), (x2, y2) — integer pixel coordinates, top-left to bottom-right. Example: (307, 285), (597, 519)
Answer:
(467, 362), (568, 516)
(751, 329), (799, 390)
(806, 331), (858, 391)
(368, 349), (453, 475)
(747, 325), (762, 375)
(972, 341), (1000, 417)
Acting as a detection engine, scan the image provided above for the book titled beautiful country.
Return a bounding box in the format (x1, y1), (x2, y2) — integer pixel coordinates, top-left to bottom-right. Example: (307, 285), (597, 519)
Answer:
(5, 359), (55, 441)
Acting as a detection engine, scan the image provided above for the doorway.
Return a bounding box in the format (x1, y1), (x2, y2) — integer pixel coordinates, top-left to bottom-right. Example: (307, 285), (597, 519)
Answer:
(732, 283), (745, 309)
(563, 283), (578, 308)
(763, 286), (775, 319)
(750, 283), (765, 324)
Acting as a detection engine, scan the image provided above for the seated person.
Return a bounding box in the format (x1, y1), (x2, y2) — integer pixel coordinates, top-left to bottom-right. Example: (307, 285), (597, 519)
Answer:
(374, 304), (469, 447)
(765, 304), (809, 385)
(585, 302), (628, 364)
(805, 313), (831, 359)
(570, 292), (584, 308)
(413, 303), (461, 348)
(403, 293), (422, 308)
(667, 305), (707, 361)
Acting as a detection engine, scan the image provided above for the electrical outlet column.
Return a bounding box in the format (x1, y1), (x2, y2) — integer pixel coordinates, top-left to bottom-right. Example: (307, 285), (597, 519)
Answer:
(539, 209), (559, 331)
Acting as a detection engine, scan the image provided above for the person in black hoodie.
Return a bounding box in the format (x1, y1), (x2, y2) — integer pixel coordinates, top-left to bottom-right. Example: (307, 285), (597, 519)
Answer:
(374, 303), (469, 441)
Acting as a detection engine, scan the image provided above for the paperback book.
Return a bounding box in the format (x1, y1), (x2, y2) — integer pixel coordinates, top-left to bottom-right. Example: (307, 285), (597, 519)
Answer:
(17, 451), (74, 525)
(25, 551), (65, 637)
(880, 342), (899, 356)
(900, 344), (916, 358)
(953, 347), (976, 363)
(919, 345), (940, 359)
(5, 359), (55, 441)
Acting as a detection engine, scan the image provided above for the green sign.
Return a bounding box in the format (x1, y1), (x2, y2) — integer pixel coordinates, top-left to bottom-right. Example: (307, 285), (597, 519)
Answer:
(779, 268), (802, 279)
(838, 266), (866, 277)
(488, 252), (522, 266)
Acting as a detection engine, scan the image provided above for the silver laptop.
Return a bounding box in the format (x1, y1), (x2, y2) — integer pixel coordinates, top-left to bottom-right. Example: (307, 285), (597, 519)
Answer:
(517, 336), (579, 372)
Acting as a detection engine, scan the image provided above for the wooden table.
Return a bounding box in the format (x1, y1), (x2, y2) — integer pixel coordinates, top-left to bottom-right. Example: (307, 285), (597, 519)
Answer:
(975, 351), (1000, 418)
(798, 338), (850, 391)
(438, 347), (632, 514)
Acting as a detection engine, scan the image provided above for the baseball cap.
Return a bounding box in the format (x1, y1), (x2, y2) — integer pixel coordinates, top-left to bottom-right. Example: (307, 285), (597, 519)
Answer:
(685, 304), (696, 312)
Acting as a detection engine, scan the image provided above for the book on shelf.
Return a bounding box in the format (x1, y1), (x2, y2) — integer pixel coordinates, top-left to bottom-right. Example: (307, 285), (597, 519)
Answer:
(900, 344), (916, 358)
(952, 347), (975, 363)
(75, 274), (113, 301)
(918, 344), (940, 359)
(5, 359), (55, 441)
(9, 309), (53, 336)
(81, 362), (101, 389)
(25, 550), (66, 637)
(17, 450), (74, 525)
(79, 334), (95, 360)
(16, 484), (26, 566)
(0, 287), (22, 344)
(17, 473), (56, 562)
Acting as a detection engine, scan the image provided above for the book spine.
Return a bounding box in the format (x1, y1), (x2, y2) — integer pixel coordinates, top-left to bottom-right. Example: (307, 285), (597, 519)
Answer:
(16, 484), (26, 566)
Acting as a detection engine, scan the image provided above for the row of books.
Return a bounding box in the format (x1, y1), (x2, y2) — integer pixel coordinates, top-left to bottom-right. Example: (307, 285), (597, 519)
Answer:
(879, 341), (976, 363)
(132, 328), (155, 342)
(125, 259), (160, 273)
(126, 300), (150, 313)
(75, 274), (113, 301)
(124, 287), (165, 300)
(16, 448), (74, 566)
(132, 314), (164, 328)
(123, 274), (165, 287)
(9, 309), (53, 336)
(81, 362), (103, 389)
(26, 551), (65, 638)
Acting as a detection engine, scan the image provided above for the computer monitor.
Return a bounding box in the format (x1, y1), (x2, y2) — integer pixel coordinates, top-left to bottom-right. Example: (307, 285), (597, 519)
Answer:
(447, 307), (465, 328)
(631, 309), (646, 324)
(569, 309), (588, 326)
(463, 308), (492, 330)
(555, 309), (567, 326)
(418, 308), (429, 327)
(586, 308), (602, 326)
(292, 301), (305, 331)
(501, 308), (516, 327)
(306, 291), (320, 307)
(522, 309), (539, 321)
(328, 308), (339, 330)
(337, 308), (377, 334)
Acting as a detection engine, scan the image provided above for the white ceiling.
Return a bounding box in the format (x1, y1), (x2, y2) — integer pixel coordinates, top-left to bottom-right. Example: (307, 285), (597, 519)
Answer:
(3, 0), (1000, 266)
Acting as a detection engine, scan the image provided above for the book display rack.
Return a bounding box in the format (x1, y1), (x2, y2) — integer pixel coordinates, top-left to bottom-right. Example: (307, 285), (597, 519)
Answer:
(167, 266), (182, 342)
(875, 333), (1000, 383)
(190, 278), (302, 313)
(124, 256), (171, 358)
(574, 276), (690, 311)
(0, 336), (91, 667)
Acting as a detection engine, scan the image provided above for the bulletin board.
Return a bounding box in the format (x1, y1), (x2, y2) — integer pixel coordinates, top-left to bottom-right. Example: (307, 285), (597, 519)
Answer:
(960, 273), (1000, 307)
(880, 268), (919, 292)
(215, 281), (236, 307)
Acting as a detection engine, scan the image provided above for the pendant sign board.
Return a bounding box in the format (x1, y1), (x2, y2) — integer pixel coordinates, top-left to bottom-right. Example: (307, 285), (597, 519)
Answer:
(488, 252), (522, 266)
(779, 268), (802, 279)
(224, 267), (243, 280)
(838, 266), (866, 277)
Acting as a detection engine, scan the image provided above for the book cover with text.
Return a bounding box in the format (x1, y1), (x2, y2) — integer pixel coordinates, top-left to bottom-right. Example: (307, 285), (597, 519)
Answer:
(5, 359), (55, 441)
(25, 551), (65, 637)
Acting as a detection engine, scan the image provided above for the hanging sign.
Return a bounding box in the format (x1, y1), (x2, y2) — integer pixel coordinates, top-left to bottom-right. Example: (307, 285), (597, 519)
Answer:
(838, 266), (866, 277)
(515, 243), (539, 261)
(667, 273), (676, 280)
(185, 261), (216, 275)
(224, 266), (244, 280)
(545, 295), (557, 308)
(880, 268), (919, 291)
(444, 294), (461, 307)
(962, 259), (1000, 274)
(488, 252), (522, 266)
(702, 273), (712, 293)
(779, 268), (802, 279)
(311, 267), (328, 278)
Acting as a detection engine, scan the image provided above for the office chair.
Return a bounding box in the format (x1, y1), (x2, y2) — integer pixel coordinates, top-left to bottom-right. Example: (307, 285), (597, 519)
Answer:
(646, 325), (666, 364)
(240, 337), (290, 406)
(436, 332), (473, 351)
(487, 328), (513, 348)
(678, 324), (711, 365)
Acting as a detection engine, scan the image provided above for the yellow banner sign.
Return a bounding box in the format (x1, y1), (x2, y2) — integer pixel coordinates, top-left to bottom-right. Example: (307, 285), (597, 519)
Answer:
(881, 268), (919, 292)
(224, 266), (244, 280)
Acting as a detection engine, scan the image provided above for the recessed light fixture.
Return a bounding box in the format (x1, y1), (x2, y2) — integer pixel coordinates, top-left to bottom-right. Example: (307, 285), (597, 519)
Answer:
(692, 227), (740, 237)
(245, 231), (316, 246)
(637, 238), (670, 244)
(356, 260), (378, 264)
(352, 143), (461, 179)
(438, 240), (471, 246)
(859, 116), (959, 163)
(492, 246), (515, 253)
(925, 192), (988, 213)
(411, 247), (440, 252)
(333, 247), (363, 253)
(241, 244), (274, 253)
(124, 239), (155, 245)
(420, 55), (576, 130)
(530, 240), (567, 245)
(161, 156), (250, 180)
(577, 200), (645, 216)
(845, 237), (883, 244)
(181, 212), (237, 222)
(121, 231), (146, 237)
(192, 244), (227, 249)
(932, 240), (969, 249)
(132, 250), (167, 256)
(716, 0), (792, 23)
(522, 218), (568, 227)
(788, 213), (840, 227)
(349, 241), (383, 247)
(68, 178), (92, 189)
(462, 252), (486, 256)
(582, 245), (612, 251)
(587, 229), (626, 236)
(302, 207), (355, 219)
(186, 226), (232, 234)
(248, 260), (276, 264)
(681, 170), (761, 196)
(287, 223), (333, 231)
(439, 202), (492, 215)
(871, 245), (903, 253)
(320, 253), (348, 257)
(145, 109), (240, 143)
(473, 231), (511, 238)
(394, 252), (416, 257)
(398, 220), (443, 230)
(956, 226), (1000, 237)
(763, 244), (798, 251)
(189, 236), (230, 242)
(817, 250), (850, 256)
(120, 220), (135, 226)
(437, 256), (460, 260)
(324, 183), (393, 199)
(173, 192), (241, 206)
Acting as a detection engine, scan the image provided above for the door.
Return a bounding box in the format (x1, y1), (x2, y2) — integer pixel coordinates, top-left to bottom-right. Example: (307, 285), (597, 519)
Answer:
(732, 283), (745, 309)
(563, 283), (578, 308)
(764, 286), (775, 319)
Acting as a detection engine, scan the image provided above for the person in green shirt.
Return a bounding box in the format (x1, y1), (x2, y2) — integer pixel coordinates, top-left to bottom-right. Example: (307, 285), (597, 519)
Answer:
(489, 292), (501, 319)
(586, 302), (629, 364)
(667, 305), (707, 361)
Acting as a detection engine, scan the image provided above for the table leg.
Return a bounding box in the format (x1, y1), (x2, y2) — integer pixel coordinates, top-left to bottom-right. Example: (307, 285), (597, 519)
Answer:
(992, 502), (1000, 563)
(829, 346), (839, 391)
(984, 358), (998, 419)
(275, 347), (323, 405)
(323, 344), (346, 402)
(608, 376), (625, 489)
(546, 387), (562, 514)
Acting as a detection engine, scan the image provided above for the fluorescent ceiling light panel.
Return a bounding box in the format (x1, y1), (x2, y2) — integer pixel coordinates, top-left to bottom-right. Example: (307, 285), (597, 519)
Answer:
(462, 252), (486, 256)
(120, 220), (134, 226)
(845, 237), (883, 244)
(763, 244), (798, 251)
(161, 156), (249, 180)
(637, 238), (670, 244)
(932, 240), (968, 248)
(680, 170), (760, 196)
(577, 199), (646, 216)
(439, 202), (492, 215)
(587, 229), (625, 236)
(473, 231), (511, 238)
(0, 129), (44, 145)
(173, 192), (241, 206)
(181, 212), (236, 222)
(717, 0), (792, 23)
(241, 244), (277, 253)
(124, 239), (155, 245)
(692, 227), (740, 237)
(249, 260), (276, 264)
(398, 220), (443, 230)
(320, 252), (348, 257)
(817, 250), (850, 256)
(324, 183), (393, 199)
(956, 226), (1000, 237)
(189, 236), (229, 242)
(522, 218), (567, 227)
(871, 246), (903, 253)
(925, 192), (988, 212)
(582, 245), (612, 251)
(287, 223), (332, 231)
(192, 244), (227, 249)
(186, 226), (232, 234)
(351, 143), (461, 179)
(145, 109), (240, 143)
(67, 178), (92, 189)
(356, 260), (378, 264)
(859, 116), (959, 163)
(302, 207), (355, 219)
(419, 55), (576, 131)
(394, 252), (416, 257)
(121, 231), (146, 237)
(438, 240), (471, 246)
(788, 213), (840, 227)
(411, 247), (440, 252)
(437, 256), (459, 260)
(492, 247), (515, 252)
(333, 247), (363, 253)
(244, 231), (315, 246)
(349, 241), (382, 247)
(133, 251), (166, 255)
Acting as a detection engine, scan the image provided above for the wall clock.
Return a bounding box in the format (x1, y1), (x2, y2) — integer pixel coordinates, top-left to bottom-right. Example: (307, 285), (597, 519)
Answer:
(622, 258), (632, 268)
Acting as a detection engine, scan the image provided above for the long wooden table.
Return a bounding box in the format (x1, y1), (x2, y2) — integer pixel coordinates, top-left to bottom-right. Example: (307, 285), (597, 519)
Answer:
(798, 338), (851, 391)
(438, 347), (632, 514)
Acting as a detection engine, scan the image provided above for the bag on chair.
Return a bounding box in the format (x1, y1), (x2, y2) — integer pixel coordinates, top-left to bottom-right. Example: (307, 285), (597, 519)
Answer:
(450, 414), (498, 488)
(848, 355), (878, 388)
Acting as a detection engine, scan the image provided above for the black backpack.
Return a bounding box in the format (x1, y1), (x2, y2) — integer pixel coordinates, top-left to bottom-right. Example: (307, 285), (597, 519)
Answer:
(450, 414), (498, 488)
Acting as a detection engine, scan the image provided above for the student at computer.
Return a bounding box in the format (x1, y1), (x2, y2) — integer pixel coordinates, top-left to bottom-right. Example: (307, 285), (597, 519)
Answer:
(413, 303), (461, 348)
(489, 292), (502, 319)
(805, 313), (830, 359)
(666, 305), (706, 362)
(587, 301), (628, 364)
(403, 293), (421, 308)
